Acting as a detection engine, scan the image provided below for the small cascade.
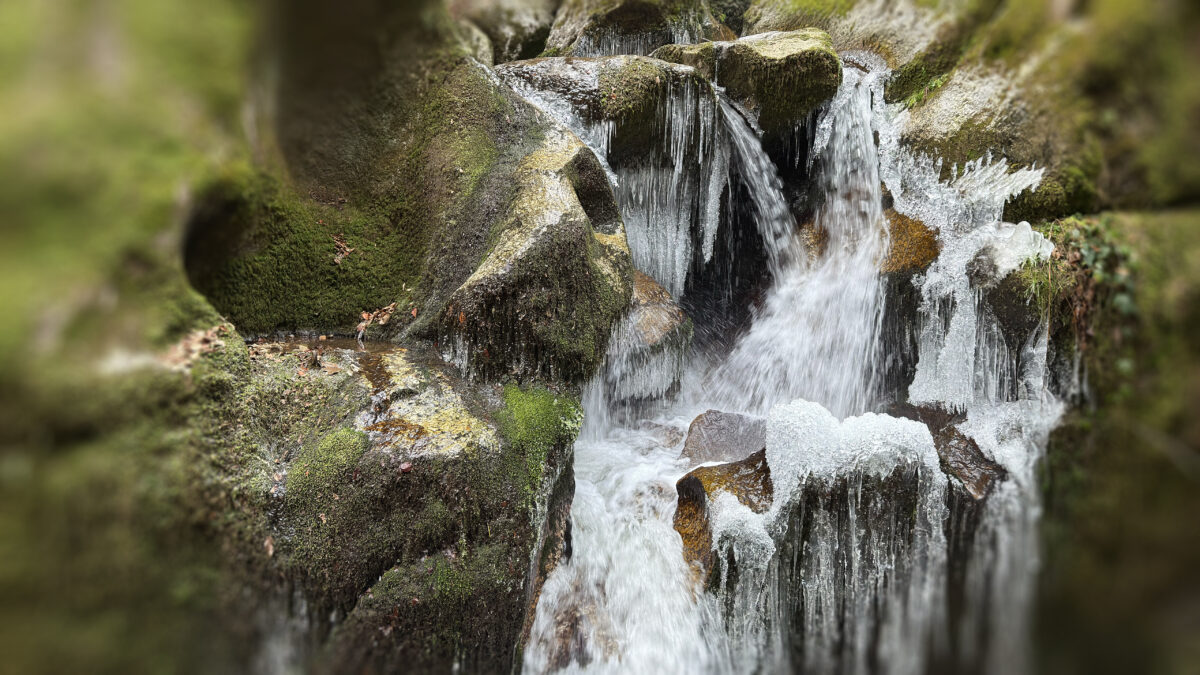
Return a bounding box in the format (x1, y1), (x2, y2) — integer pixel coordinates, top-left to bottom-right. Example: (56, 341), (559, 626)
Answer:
(512, 47), (1064, 675)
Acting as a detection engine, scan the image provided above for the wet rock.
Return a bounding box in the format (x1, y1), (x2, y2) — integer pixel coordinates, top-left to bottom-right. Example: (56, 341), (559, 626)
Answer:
(604, 271), (693, 398)
(652, 29), (841, 135)
(680, 409), (767, 464)
(881, 209), (940, 274)
(545, 0), (729, 57)
(673, 448), (773, 581)
(442, 124), (633, 381)
(889, 403), (1007, 500)
(984, 270), (1044, 351)
(498, 55), (715, 163)
(263, 340), (581, 674)
(453, 0), (558, 63)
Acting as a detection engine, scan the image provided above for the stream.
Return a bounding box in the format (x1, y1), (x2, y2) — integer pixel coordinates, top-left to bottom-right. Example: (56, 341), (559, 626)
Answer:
(504, 52), (1064, 674)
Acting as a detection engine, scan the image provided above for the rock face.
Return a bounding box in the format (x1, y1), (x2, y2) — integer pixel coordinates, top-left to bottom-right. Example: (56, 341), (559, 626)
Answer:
(184, 0), (634, 383)
(441, 125), (633, 381)
(889, 403), (1007, 500)
(652, 29), (841, 135)
(680, 409), (767, 464)
(453, 0), (559, 63)
(259, 340), (582, 674)
(674, 447), (773, 583)
(545, 0), (730, 57)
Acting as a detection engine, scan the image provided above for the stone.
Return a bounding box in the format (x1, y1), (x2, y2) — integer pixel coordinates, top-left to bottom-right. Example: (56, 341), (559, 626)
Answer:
(880, 209), (940, 274)
(652, 29), (841, 135)
(673, 448), (773, 581)
(600, 271), (694, 402)
(441, 124), (634, 381)
(545, 0), (729, 57)
(453, 0), (558, 63)
(889, 403), (1007, 500)
(680, 409), (767, 464)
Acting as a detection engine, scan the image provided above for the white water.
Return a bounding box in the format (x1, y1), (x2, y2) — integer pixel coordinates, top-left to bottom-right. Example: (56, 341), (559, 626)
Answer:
(517, 50), (1062, 675)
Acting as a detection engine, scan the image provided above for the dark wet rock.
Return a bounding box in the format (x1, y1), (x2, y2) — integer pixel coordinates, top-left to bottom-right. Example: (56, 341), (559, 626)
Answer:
(889, 403), (1007, 500)
(545, 0), (730, 57)
(673, 448), (772, 582)
(285, 344), (582, 674)
(881, 209), (940, 275)
(680, 409), (767, 464)
(453, 0), (558, 63)
(985, 270), (1044, 351)
(651, 29), (841, 135)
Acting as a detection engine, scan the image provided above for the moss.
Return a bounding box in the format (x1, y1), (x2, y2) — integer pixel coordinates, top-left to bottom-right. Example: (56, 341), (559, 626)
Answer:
(496, 384), (583, 501)
(1037, 210), (1200, 673)
(285, 428), (369, 514)
(598, 57), (672, 120)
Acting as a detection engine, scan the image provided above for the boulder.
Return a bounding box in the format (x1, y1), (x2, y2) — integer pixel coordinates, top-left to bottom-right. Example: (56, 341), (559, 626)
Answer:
(274, 341), (582, 674)
(651, 29), (841, 135)
(441, 125), (633, 381)
(680, 409), (767, 464)
(453, 0), (559, 63)
(544, 0), (731, 57)
(889, 403), (1007, 500)
(673, 448), (773, 581)
(185, 0), (632, 383)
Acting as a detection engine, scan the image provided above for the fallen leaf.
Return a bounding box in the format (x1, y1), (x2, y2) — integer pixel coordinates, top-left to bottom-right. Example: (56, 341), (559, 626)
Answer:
(322, 362), (343, 375)
(400, 462), (413, 474)
(264, 536), (275, 557)
(410, 307), (418, 318)
(318, 513), (327, 524)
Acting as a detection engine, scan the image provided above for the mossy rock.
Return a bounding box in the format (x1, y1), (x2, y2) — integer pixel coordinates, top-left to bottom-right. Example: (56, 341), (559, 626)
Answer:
(453, 0), (558, 63)
(274, 346), (581, 673)
(440, 125), (633, 382)
(652, 29), (842, 135)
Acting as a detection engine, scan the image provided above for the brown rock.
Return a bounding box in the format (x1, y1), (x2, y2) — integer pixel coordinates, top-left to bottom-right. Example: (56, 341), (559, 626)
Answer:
(680, 409), (767, 464)
(881, 209), (940, 275)
(889, 403), (1006, 500)
(673, 448), (773, 582)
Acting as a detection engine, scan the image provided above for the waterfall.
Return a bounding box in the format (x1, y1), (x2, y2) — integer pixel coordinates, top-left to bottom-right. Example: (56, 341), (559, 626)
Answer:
(512, 49), (1062, 675)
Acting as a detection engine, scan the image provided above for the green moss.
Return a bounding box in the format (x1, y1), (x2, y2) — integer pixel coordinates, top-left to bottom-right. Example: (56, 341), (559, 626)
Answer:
(285, 429), (369, 513)
(496, 385), (583, 500)
(598, 58), (671, 120)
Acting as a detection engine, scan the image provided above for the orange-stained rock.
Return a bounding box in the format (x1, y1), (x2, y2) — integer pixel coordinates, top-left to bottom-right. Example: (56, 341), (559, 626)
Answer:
(881, 209), (940, 274)
(673, 448), (773, 584)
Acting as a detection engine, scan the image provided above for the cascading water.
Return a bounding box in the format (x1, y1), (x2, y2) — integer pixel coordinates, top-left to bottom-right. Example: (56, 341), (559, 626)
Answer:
(515, 48), (1062, 675)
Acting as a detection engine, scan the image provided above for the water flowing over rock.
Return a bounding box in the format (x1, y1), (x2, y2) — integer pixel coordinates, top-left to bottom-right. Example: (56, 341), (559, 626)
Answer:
(545, 0), (730, 57)
(652, 29), (842, 136)
(499, 55), (729, 297)
(516, 45), (1066, 675)
(596, 270), (693, 407)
